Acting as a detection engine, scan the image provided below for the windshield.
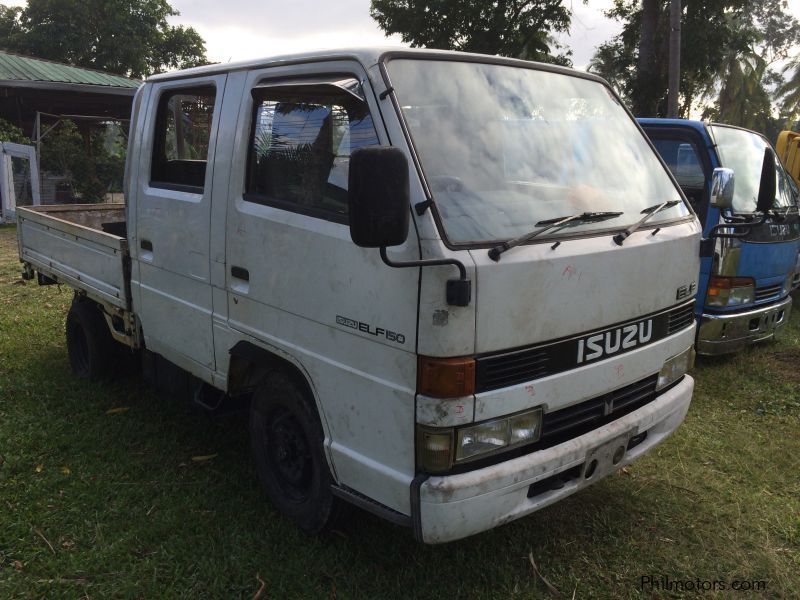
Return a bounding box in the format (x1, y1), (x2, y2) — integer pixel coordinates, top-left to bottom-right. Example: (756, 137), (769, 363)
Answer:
(710, 125), (798, 213)
(386, 59), (688, 244)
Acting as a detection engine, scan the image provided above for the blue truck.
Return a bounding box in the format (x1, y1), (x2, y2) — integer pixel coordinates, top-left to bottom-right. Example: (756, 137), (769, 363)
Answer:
(640, 119), (800, 355)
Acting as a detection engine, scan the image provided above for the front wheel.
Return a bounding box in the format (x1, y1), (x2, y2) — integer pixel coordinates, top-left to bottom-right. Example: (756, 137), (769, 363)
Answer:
(249, 371), (344, 533)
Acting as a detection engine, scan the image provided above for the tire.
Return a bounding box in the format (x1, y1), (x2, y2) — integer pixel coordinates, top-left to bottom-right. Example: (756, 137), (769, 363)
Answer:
(65, 297), (114, 380)
(249, 371), (343, 534)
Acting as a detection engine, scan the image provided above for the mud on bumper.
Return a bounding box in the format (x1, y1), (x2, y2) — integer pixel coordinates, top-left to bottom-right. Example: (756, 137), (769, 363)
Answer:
(415, 375), (694, 543)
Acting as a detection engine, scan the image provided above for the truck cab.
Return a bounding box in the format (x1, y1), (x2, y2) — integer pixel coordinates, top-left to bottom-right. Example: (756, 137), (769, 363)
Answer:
(18, 49), (701, 543)
(640, 119), (800, 355)
(777, 130), (800, 189)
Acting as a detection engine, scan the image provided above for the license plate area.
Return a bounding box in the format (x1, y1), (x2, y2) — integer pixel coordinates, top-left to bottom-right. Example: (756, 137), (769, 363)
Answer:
(583, 431), (635, 481)
(526, 430), (648, 499)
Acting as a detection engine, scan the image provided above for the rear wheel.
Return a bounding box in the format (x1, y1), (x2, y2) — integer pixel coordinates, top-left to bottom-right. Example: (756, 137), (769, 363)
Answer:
(249, 371), (343, 533)
(65, 297), (114, 380)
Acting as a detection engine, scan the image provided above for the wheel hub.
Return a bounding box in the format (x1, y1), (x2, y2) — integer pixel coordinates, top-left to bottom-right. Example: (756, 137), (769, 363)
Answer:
(266, 409), (312, 501)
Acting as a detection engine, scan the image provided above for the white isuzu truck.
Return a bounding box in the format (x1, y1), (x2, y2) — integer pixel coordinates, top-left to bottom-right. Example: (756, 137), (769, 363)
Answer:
(16, 48), (701, 543)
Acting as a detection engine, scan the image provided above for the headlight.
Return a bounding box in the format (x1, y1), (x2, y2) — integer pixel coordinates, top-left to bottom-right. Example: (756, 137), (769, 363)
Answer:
(705, 276), (754, 307)
(456, 418), (510, 460)
(657, 346), (695, 391)
(418, 408), (542, 473)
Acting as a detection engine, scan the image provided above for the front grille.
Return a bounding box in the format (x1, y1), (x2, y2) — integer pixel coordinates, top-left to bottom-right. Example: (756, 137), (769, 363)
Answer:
(475, 301), (694, 392)
(539, 375), (658, 446)
(755, 284), (782, 303)
(441, 374), (662, 476)
(477, 347), (550, 391)
(667, 301), (695, 334)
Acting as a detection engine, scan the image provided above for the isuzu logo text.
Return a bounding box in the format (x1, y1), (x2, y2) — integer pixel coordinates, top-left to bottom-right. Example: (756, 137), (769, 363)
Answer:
(576, 320), (653, 364)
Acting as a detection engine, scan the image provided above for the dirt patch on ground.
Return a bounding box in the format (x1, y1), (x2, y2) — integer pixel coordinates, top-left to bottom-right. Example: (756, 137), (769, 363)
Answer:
(766, 348), (800, 384)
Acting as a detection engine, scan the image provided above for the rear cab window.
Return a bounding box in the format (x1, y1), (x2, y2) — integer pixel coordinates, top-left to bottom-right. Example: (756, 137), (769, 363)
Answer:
(150, 86), (216, 193)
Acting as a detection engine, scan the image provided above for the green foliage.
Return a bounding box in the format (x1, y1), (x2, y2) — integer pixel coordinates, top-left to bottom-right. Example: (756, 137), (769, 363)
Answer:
(0, 4), (22, 43)
(0, 117), (31, 144)
(39, 120), (126, 201)
(779, 58), (800, 129)
(701, 50), (779, 139)
(0, 0), (207, 78)
(370, 0), (572, 64)
(591, 0), (800, 130)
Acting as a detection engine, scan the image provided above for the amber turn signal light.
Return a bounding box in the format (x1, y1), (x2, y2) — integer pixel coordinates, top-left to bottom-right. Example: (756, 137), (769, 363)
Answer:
(706, 276), (754, 295)
(417, 356), (476, 398)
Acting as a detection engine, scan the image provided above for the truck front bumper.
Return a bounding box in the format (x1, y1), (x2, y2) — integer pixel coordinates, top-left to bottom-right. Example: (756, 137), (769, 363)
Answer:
(417, 375), (693, 544)
(696, 296), (791, 356)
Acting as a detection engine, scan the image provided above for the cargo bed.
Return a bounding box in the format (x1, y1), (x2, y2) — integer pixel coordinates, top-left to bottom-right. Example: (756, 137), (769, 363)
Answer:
(17, 204), (130, 310)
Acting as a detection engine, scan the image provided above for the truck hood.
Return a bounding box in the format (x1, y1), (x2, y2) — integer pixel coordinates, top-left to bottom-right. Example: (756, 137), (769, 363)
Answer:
(468, 220), (701, 354)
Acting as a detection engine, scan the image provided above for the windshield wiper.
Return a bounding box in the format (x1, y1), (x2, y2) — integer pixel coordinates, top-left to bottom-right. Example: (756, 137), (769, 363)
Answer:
(488, 211), (624, 261)
(613, 200), (681, 246)
(767, 206), (792, 221)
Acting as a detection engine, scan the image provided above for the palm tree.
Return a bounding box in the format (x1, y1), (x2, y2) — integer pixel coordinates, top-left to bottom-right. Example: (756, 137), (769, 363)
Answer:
(778, 57), (800, 128)
(703, 41), (773, 133)
(588, 42), (630, 101)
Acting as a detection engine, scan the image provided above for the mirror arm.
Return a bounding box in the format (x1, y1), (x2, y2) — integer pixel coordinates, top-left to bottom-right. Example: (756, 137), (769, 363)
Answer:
(414, 200), (432, 215)
(707, 217), (763, 240)
(379, 247), (472, 307)
(720, 211), (764, 225)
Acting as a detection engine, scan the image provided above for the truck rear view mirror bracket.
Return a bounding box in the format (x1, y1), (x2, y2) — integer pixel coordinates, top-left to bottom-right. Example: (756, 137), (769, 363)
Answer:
(379, 247), (472, 307)
(349, 146), (472, 306)
(706, 214), (765, 240)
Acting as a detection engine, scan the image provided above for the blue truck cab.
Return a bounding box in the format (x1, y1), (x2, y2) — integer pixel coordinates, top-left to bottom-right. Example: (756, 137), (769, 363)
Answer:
(640, 119), (800, 355)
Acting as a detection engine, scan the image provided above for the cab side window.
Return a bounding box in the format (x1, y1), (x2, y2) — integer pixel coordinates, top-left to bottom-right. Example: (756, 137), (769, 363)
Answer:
(775, 162), (798, 209)
(244, 79), (379, 223)
(151, 86), (216, 192)
(650, 136), (708, 223)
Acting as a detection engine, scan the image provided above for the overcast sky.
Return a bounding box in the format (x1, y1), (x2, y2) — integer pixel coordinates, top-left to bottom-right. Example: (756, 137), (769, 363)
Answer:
(5, 0), (800, 71)
(166, 0), (621, 70)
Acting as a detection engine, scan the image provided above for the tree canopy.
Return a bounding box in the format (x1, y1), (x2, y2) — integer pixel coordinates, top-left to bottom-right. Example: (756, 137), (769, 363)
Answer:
(0, 0), (207, 78)
(370, 0), (573, 64)
(589, 0), (800, 136)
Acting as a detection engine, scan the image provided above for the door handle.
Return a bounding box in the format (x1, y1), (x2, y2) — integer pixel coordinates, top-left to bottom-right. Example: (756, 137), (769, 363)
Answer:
(231, 266), (249, 281)
(140, 239), (153, 251)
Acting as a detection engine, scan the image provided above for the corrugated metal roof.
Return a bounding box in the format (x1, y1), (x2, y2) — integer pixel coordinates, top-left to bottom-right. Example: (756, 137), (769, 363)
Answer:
(0, 51), (140, 89)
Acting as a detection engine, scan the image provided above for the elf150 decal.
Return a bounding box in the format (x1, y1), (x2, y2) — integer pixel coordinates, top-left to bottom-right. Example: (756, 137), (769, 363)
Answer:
(336, 315), (406, 344)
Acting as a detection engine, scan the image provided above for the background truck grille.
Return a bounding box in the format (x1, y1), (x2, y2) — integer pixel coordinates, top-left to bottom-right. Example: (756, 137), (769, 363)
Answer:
(539, 375), (659, 446)
(754, 284), (782, 303)
(475, 301), (694, 392)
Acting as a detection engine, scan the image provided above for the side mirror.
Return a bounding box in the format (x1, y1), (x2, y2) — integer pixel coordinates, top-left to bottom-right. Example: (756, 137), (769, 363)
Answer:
(756, 148), (776, 213)
(710, 167), (734, 209)
(348, 146), (410, 248)
(347, 145), (472, 306)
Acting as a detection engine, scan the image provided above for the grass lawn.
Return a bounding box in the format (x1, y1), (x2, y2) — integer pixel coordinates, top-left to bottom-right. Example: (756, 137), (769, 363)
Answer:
(0, 223), (798, 598)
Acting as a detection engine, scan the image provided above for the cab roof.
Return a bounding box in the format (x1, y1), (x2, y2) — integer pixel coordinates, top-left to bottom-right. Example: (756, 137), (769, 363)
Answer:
(145, 47), (605, 86)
